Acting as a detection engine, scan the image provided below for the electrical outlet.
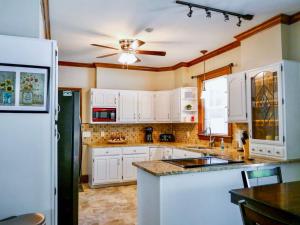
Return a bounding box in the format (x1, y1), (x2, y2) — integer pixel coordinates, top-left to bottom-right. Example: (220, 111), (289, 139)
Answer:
(186, 131), (190, 138)
(82, 131), (91, 138)
(100, 131), (105, 137)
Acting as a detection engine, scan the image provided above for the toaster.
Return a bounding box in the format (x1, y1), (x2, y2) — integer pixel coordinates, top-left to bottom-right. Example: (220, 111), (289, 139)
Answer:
(159, 134), (175, 142)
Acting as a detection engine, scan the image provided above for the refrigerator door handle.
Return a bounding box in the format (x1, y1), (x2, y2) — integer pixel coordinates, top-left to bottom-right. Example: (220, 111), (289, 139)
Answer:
(57, 131), (61, 142)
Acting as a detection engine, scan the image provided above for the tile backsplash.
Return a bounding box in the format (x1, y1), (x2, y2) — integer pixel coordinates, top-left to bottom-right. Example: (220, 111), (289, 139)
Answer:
(82, 123), (248, 147)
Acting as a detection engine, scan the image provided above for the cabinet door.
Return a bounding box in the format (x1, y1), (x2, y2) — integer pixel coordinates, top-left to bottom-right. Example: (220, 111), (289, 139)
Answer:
(91, 89), (118, 107)
(107, 156), (122, 182)
(123, 154), (148, 181)
(138, 91), (155, 122)
(247, 63), (284, 145)
(228, 72), (247, 122)
(162, 148), (173, 160)
(171, 89), (181, 122)
(149, 148), (164, 160)
(155, 91), (171, 122)
(93, 157), (108, 184)
(119, 90), (138, 122)
(172, 149), (186, 159)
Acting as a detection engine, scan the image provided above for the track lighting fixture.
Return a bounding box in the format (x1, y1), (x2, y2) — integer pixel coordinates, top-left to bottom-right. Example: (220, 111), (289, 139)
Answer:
(187, 5), (193, 18)
(205, 9), (211, 18)
(237, 17), (242, 27)
(224, 13), (229, 21)
(176, 0), (254, 27)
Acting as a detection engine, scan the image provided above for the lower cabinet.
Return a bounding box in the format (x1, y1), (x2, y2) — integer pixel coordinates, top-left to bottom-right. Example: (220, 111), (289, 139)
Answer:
(93, 155), (122, 184)
(123, 154), (149, 181)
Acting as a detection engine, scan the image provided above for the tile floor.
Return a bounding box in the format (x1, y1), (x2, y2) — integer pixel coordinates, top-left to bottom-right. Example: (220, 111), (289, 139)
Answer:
(79, 184), (137, 225)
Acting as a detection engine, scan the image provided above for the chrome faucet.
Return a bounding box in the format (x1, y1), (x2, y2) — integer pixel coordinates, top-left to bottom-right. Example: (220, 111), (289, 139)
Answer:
(205, 127), (215, 148)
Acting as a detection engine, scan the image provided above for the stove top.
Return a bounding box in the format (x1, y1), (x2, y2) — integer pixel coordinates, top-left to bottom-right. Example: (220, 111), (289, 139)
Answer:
(163, 157), (244, 168)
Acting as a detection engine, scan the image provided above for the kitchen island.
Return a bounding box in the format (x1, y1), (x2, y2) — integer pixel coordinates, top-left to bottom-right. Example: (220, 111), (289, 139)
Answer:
(133, 150), (300, 225)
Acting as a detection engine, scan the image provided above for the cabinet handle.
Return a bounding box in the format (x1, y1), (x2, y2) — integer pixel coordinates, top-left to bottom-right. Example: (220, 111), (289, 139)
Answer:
(114, 98), (117, 105)
(138, 113), (141, 119)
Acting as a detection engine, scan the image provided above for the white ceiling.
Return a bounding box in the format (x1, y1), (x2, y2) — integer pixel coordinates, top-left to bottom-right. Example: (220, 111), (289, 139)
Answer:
(50, 0), (300, 67)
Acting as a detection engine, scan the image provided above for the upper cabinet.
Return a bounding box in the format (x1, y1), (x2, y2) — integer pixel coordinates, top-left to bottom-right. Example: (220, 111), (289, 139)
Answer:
(138, 91), (155, 122)
(172, 87), (198, 123)
(91, 89), (118, 107)
(155, 91), (171, 122)
(119, 90), (138, 123)
(228, 72), (247, 122)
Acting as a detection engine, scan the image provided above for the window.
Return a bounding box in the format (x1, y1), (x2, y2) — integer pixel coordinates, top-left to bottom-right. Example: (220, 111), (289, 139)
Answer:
(197, 64), (233, 141)
(202, 76), (228, 135)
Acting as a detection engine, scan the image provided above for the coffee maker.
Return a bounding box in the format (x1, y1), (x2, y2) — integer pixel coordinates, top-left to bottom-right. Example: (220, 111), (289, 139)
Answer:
(145, 127), (153, 143)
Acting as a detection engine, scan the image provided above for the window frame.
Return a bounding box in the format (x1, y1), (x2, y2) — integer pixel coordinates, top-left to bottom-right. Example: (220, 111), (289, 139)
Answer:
(197, 65), (233, 143)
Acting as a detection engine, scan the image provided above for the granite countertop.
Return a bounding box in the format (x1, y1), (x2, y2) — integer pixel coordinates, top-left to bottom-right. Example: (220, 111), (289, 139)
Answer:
(87, 142), (189, 148)
(132, 147), (300, 176)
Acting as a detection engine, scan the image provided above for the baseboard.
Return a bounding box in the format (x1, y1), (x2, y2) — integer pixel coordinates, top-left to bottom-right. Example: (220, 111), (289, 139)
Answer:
(80, 175), (89, 183)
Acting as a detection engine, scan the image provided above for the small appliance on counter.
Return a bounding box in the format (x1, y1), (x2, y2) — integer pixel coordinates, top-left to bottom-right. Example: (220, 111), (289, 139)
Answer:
(145, 127), (153, 143)
(159, 134), (175, 142)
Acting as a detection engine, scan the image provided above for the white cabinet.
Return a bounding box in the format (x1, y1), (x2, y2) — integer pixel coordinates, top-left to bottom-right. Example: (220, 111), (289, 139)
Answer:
(138, 91), (155, 122)
(123, 154), (148, 181)
(92, 155), (122, 185)
(149, 147), (164, 160)
(171, 89), (181, 122)
(155, 91), (171, 122)
(119, 90), (138, 123)
(228, 72), (247, 122)
(91, 89), (118, 107)
(247, 61), (300, 160)
(172, 148), (203, 159)
(171, 87), (198, 123)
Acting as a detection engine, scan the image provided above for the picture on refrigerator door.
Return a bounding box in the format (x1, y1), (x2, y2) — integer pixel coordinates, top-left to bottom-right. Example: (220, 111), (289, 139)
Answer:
(0, 71), (16, 106)
(19, 72), (45, 106)
(0, 64), (49, 113)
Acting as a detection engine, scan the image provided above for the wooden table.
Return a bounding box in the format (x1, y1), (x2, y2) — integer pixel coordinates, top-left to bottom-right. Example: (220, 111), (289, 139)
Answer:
(230, 181), (300, 225)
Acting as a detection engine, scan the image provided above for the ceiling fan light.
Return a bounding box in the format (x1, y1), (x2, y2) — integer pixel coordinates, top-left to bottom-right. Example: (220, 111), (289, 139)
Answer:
(118, 53), (137, 64)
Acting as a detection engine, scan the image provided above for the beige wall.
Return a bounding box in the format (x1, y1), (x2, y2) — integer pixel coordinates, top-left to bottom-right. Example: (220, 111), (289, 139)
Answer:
(241, 24), (284, 70)
(285, 21), (300, 61)
(58, 66), (96, 123)
(96, 67), (175, 90)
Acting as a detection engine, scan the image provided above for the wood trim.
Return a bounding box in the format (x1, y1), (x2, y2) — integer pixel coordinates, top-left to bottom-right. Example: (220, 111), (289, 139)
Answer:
(59, 61), (95, 68)
(188, 41), (241, 67)
(40, 0), (51, 39)
(234, 14), (290, 41)
(290, 12), (300, 24)
(58, 87), (83, 119)
(197, 65), (233, 140)
(94, 62), (161, 72)
(80, 175), (88, 183)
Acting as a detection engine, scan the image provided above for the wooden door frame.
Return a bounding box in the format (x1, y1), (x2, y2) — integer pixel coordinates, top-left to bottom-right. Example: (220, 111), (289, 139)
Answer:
(58, 87), (83, 119)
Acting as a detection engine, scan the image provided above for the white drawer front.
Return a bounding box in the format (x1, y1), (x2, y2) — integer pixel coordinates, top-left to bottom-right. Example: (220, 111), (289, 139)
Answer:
(93, 148), (122, 156)
(122, 147), (149, 155)
(273, 146), (285, 158)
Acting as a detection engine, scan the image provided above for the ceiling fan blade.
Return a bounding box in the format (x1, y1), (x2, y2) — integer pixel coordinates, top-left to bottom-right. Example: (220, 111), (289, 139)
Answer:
(96, 53), (118, 59)
(135, 50), (166, 56)
(130, 39), (145, 49)
(91, 44), (119, 50)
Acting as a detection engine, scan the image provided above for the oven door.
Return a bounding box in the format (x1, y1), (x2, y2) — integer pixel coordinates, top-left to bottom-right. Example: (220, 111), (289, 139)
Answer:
(92, 108), (116, 122)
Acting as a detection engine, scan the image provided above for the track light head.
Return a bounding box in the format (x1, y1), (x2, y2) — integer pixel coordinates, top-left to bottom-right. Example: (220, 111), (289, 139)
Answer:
(224, 13), (229, 21)
(237, 17), (242, 27)
(205, 9), (211, 18)
(187, 6), (193, 17)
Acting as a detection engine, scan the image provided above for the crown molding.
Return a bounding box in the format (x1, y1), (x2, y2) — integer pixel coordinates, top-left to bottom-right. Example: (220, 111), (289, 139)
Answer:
(58, 12), (300, 72)
(58, 61), (95, 68)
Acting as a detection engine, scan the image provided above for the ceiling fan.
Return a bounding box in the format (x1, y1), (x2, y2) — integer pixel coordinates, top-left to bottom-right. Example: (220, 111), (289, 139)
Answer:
(91, 39), (166, 64)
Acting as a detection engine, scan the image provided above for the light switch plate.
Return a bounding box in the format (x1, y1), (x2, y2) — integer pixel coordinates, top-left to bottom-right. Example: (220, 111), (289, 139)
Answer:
(100, 131), (105, 137)
(82, 131), (91, 138)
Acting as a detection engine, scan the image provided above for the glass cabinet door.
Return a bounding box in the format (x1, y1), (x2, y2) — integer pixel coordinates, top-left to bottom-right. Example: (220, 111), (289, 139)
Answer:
(250, 70), (280, 141)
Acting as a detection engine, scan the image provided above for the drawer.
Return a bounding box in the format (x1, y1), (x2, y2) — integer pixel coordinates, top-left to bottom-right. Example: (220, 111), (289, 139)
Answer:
(92, 147), (122, 156)
(265, 146), (274, 156)
(273, 146), (285, 158)
(123, 147), (149, 155)
(250, 145), (266, 155)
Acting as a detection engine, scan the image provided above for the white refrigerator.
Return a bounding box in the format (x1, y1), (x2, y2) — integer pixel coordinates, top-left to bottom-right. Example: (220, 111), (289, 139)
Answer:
(0, 35), (58, 225)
